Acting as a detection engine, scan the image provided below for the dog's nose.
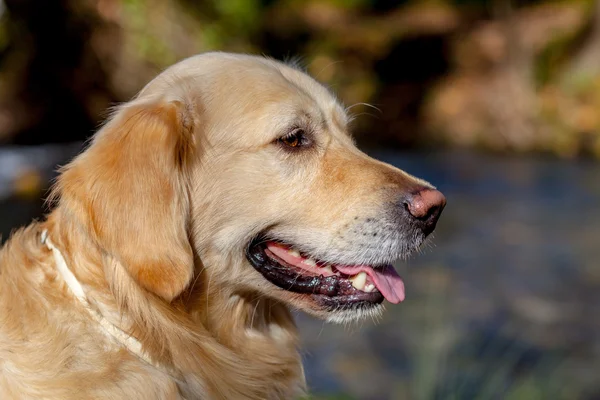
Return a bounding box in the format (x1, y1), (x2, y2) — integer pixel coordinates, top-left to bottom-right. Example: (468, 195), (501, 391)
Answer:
(403, 188), (446, 234)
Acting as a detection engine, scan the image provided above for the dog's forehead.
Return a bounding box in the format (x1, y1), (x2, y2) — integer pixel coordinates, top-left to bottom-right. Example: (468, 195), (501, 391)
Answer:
(145, 53), (349, 137)
(210, 56), (346, 116)
(235, 58), (349, 141)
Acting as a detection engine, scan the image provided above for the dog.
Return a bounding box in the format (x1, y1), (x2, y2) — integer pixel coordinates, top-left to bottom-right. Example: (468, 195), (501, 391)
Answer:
(0, 52), (445, 399)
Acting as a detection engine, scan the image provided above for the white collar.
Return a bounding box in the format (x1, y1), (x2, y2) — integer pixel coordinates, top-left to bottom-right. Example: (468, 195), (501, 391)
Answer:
(40, 230), (165, 371)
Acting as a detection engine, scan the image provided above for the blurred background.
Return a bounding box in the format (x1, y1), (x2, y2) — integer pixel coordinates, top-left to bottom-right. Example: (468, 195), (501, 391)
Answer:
(0, 0), (599, 398)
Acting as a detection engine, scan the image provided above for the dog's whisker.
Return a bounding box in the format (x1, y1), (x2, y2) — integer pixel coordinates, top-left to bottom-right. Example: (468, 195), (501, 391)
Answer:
(345, 102), (382, 114)
(313, 59), (344, 81)
(249, 299), (261, 330)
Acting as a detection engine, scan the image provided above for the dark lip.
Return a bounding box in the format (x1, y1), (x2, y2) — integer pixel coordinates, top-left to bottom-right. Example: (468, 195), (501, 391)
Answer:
(245, 236), (384, 309)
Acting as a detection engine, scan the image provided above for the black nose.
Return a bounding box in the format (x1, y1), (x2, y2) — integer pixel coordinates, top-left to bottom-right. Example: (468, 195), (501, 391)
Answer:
(402, 187), (446, 235)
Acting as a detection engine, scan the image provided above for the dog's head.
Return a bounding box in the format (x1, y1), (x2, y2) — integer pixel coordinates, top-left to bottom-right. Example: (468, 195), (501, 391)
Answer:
(57, 53), (445, 323)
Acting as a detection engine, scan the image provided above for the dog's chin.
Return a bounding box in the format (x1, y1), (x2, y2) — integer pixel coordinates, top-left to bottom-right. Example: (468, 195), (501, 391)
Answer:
(245, 236), (409, 323)
(297, 297), (386, 324)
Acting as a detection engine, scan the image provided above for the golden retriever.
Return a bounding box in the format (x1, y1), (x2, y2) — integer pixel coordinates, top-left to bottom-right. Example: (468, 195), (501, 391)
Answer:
(0, 52), (445, 399)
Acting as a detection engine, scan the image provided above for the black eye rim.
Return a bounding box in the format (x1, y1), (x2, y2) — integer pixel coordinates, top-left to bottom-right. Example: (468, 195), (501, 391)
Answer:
(277, 127), (311, 150)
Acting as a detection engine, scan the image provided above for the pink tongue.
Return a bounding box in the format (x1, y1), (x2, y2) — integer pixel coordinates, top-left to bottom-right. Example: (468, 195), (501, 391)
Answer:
(335, 264), (405, 304)
(265, 242), (405, 304)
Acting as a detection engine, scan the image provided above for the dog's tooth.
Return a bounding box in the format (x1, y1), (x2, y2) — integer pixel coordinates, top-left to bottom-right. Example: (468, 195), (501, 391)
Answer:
(287, 248), (300, 258)
(349, 272), (367, 291)
(364, 283), (376, 293)
(304, 258), (317, 267)
(322, 265), (333, 274)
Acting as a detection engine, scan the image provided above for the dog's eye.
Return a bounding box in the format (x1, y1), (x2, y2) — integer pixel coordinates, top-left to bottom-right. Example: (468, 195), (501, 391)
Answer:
(278, 129), (308, 149)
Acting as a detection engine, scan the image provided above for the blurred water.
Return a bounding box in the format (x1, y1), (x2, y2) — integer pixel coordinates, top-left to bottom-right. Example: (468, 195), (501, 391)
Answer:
(1, 147), (599, 399)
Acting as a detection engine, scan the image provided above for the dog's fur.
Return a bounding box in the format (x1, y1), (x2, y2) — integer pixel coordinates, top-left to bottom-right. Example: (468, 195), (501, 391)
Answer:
(0, 53), (436, 399)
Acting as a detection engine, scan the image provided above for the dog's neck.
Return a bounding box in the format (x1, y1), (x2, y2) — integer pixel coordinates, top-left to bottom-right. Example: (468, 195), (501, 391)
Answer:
(42, 211), (305, 399)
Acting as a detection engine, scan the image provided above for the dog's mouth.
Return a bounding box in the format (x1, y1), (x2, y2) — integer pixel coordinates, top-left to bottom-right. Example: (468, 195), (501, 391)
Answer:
(246, 238), (405, 310)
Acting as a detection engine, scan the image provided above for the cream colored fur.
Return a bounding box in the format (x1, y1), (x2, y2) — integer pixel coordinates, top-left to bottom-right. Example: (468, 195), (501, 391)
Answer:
(0, 52), (432, 399)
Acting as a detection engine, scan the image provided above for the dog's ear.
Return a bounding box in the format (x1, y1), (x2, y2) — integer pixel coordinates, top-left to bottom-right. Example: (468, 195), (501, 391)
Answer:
(57, 99), (197, 301)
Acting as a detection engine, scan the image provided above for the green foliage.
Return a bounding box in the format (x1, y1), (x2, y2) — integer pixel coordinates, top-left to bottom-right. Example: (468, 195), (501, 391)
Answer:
(1, 0), (599, 153)
(122, 0), (178, 67)
(213, 0), (261, 31)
